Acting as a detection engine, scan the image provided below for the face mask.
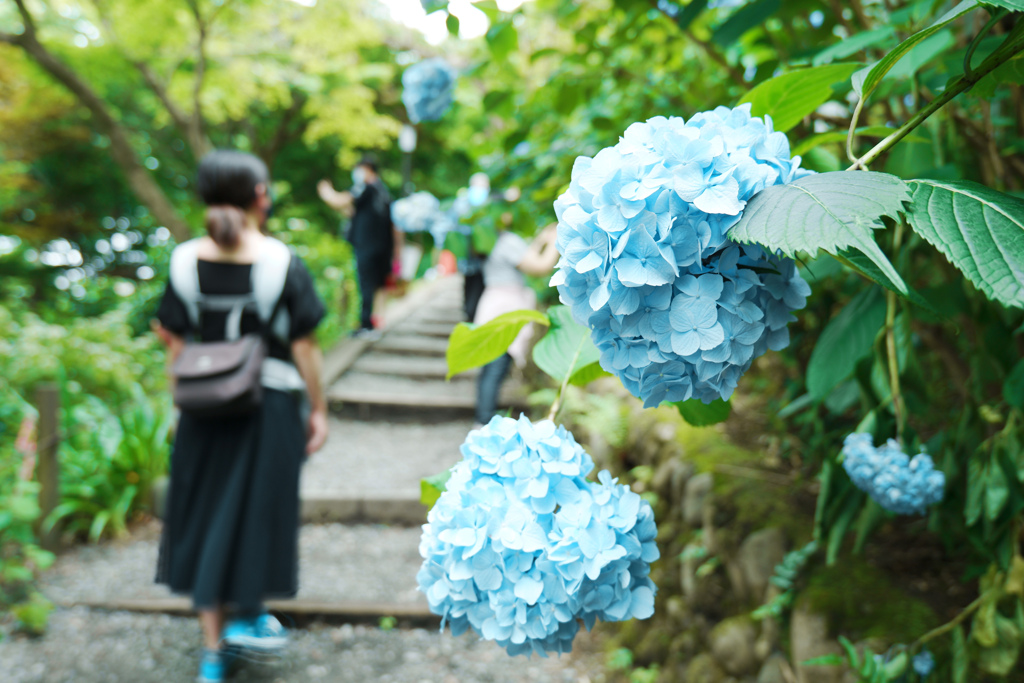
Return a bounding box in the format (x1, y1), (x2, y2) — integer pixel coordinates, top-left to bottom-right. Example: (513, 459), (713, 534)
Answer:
(352, 167), (367, 186)
(468, 185), (489, 207)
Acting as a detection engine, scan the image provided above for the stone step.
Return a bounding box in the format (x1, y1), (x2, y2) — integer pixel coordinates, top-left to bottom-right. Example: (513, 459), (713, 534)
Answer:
(408, 310), (466, 326)
(372, 335), (449, 357)
(300, 417), (470, 524)
(350, 353), (475, 380)
(39, 523), (431, 618)
(327, 373), (527, 417)
(388, 320), (458, 338)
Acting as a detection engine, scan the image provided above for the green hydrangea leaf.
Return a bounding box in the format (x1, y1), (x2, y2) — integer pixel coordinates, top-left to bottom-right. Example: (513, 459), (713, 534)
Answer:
(729, 171), (911, 294)
(532, 305), (601, 384)
(447, 310), (550, 379)
(905, 179), (1024, 309)
(712, 0), (780, 48)
(806, 287), (886, 400)
(738, 63), (862, 133)
(983, 0), (1024, 11)
(855, 0), (981, 98)
(420, 469), (453, 510)
(674, 398), (731, 426)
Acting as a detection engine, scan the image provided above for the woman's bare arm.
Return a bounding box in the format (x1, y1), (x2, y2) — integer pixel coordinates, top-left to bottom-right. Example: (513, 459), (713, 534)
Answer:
(292, 336), (329, 454)
(518, 225), (560, 277)
(317, 179), (354, 216)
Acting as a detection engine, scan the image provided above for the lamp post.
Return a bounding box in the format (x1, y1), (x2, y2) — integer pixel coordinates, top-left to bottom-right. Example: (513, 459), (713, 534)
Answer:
(399, 124), (418, 197)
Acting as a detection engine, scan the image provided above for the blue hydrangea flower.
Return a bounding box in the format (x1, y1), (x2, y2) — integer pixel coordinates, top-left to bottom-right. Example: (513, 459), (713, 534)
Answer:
(841, 433), (946, 515)
(392, 192), (442, 234)
(912, 649), (935, 677)
(402, 58), (457, 124)
(417, 415), (659, 657)
(551, 105), (812, 407)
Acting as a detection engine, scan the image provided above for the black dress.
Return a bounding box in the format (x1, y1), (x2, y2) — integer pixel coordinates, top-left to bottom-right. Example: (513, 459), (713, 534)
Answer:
(155, 256), (325, 615)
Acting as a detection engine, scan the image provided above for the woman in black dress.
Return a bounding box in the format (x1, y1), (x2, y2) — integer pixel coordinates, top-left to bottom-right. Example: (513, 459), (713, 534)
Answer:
(154, 150), (328, 682)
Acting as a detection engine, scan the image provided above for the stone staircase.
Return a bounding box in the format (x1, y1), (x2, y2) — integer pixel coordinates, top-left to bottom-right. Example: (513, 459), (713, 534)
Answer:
(36, 275), (532, 625)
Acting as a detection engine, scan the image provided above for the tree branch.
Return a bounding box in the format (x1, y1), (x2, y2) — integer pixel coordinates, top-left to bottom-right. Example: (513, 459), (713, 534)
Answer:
(8, 0), (191, 240)
(646, 0), (748, 85)
(91, 0), (210, 159)
(185, 0), (209, 158)
(258, 91), (309, 168)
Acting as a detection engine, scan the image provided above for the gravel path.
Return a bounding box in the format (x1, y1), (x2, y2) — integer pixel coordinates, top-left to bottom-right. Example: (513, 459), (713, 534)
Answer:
(0, 609), (608, 683)
(301, 420), (472, 500)
(41, 523), (427, 607)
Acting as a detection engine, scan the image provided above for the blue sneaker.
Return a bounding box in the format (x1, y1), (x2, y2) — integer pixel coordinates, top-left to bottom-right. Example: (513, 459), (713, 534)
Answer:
(222, 613), (288, 652)
(197, 648), (226, 683)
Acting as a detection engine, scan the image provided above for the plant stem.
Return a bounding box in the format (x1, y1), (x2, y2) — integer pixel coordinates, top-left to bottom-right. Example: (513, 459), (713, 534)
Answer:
(965, 8), (1008, 81)
(545, 336), (587, 422)
(911, 590), (994, 650)
(849, 23), (1024, 170)
(846, 97), (866, 164)
(886, 221), (906, 440)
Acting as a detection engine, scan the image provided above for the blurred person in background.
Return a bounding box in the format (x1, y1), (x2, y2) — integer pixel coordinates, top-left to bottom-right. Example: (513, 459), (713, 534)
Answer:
(474, 219), (560, 427)
(154, 150), (328, 683)
(317, 156), (394, 340)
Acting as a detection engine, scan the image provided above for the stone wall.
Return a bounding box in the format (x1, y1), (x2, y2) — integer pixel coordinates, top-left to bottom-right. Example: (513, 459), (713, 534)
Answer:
(566, 386), (807, 683)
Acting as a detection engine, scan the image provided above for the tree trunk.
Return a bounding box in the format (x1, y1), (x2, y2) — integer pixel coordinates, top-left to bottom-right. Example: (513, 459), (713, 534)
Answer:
(9, 33), (193, 241)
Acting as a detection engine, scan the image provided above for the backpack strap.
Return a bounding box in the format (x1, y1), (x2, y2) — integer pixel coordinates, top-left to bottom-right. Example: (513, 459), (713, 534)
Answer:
(251, 237), (291, 321)
(169, 236), (292, 342)
(168, 238), (203, 330)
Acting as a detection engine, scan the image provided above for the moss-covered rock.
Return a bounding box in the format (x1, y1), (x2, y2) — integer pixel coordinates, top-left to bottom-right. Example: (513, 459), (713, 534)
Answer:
(686, 652), (727, 683)
(709, 615), (759, 676)
(798, 558), (940, 644)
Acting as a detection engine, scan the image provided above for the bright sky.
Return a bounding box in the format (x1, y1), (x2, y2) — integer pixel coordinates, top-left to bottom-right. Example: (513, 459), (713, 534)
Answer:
(378, 0), (529, 45)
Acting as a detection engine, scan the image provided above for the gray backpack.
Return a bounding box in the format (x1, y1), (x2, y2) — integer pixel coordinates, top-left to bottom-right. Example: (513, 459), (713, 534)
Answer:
(168, 237), (303, 416)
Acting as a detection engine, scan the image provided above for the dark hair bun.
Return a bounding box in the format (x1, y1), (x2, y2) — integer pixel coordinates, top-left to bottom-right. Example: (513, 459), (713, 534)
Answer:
(205, 205), (245, 248)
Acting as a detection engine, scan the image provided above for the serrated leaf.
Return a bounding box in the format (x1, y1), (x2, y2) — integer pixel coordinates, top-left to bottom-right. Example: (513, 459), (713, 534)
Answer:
(834, 249), (942, 315)
(905, 180), (1024, 309)
(712, 0), (780, 47)
(447, 310), (550, 379)
(806, 287), (886, 400)
(738, 63), (862, 133)
(984, 0), (1024, 11)
(812, 27), (895, 66)
(729, 171), (910, 293)
(674, 398), (731, 426)
(856, 0), (981, 98)
(533, 305), (601, 383)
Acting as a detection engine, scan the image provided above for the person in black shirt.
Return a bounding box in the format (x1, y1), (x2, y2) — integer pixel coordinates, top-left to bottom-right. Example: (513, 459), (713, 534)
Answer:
(318, 156), (394, 339)
(153, 150), (328, 683)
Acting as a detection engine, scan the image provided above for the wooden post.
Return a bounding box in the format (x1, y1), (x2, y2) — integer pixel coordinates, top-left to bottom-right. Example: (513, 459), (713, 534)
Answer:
(35, 383), (60, 551)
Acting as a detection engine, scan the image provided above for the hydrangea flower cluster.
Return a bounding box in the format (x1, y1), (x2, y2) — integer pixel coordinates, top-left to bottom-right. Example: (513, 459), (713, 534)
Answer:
(841, 433), (946, 515)
(551, 105), (813, 407)
(417, 415), (659, 656)
(402, 58), (456, 124)
(912, 649), (935, 678)
(392, 192), (442, 234)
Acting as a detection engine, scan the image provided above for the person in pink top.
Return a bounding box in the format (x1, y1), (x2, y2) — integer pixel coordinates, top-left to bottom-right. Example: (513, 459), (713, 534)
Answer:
(474, 221), (560, 426)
